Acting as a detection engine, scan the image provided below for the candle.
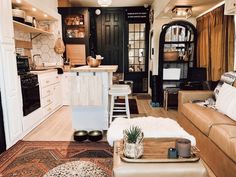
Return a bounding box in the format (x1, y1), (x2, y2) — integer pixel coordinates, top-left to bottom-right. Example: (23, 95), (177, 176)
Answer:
(176, 138), (191, 158)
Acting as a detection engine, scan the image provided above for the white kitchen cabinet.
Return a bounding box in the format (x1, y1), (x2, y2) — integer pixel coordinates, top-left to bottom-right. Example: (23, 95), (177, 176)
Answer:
(0, 0), (23, 148)
(22, 70), (63, 133)
(71, 72), (103, 106)
(52, 83), (62, 110)
(225, 0), (236, 15)
(62, 72), (76, 105)
(37, 70), (63, 117)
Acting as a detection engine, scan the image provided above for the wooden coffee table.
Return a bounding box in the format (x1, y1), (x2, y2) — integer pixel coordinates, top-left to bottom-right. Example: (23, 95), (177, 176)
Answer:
(113, 138), (208, 177)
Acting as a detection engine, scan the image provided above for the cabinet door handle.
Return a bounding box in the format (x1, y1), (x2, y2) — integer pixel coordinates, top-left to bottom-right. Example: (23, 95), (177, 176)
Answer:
(46, 80), (50, 83)
(47, 90), (50, 93)
(47, 99), (51, 103)
(47, 107), (51, 111)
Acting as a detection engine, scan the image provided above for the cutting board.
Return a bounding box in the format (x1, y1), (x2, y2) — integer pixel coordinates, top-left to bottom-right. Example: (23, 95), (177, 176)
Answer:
(66, 44), (86, 66)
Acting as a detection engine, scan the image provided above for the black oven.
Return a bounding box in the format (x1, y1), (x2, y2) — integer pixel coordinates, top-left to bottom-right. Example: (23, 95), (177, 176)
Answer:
(20, 74), (41, 116)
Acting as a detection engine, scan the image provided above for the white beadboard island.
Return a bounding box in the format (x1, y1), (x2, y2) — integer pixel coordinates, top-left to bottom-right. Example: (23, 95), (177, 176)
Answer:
(70, 65), (118, 131)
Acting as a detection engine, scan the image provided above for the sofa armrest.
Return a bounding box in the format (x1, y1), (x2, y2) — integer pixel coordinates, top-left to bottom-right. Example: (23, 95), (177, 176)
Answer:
(178, 91), (214, 112)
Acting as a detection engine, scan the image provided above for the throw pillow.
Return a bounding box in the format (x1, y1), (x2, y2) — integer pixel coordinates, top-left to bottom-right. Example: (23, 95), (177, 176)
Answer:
(216, 83), (236, 121)
(214, 71), (236, 100)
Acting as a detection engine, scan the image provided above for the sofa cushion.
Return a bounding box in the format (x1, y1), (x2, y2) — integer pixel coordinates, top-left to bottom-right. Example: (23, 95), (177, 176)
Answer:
(216, 83), (236, 121)
(182, 103), (236, 136)
(214, 71), (236, 99)
(209, 125), (236, 162)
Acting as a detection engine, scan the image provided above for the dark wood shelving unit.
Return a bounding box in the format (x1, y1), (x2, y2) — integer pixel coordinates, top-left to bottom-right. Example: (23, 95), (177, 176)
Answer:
(155, 20), (197, 106)
(58, 7), (90, 56)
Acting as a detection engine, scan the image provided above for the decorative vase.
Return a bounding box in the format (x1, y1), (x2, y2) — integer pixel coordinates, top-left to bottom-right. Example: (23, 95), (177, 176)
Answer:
(123, 142), (143, 159)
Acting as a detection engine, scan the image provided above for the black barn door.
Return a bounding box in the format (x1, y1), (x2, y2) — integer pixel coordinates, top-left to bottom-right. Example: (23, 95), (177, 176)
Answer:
(97, 9), (124, 72)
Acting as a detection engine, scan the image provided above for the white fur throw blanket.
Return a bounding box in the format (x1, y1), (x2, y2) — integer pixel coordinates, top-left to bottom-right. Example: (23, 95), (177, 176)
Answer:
(107, 117), (196, 146)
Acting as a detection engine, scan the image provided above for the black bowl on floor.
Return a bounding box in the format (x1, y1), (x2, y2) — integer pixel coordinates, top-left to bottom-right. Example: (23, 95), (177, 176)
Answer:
(88, 130), (103, 142)
(74, 130), (88, 142)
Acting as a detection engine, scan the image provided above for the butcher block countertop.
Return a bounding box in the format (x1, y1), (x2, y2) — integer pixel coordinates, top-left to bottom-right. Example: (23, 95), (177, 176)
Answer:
(70, 65), (118, 72)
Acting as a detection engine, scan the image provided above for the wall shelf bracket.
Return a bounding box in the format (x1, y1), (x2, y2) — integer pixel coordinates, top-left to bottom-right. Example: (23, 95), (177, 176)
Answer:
(30, 33), (42, 40)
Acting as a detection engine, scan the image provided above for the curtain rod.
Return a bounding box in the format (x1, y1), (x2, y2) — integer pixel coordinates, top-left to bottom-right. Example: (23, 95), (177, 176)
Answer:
(196, 1), (225, 18)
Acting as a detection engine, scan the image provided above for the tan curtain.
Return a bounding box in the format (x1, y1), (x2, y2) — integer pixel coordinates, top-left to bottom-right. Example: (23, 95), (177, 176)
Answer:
(196, 5), (235, 81)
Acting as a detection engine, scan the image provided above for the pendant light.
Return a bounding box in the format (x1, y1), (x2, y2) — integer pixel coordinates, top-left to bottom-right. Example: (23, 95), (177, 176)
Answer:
(97, 0), (112, 7)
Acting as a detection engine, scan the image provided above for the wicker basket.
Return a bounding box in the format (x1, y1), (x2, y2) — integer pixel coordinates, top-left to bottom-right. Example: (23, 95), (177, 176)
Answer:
(164, 51), (179, 61)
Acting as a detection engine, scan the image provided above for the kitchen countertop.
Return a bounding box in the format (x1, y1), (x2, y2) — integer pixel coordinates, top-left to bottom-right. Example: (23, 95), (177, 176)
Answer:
(30, 68), (58, 74)
(70, 65), (118, 72)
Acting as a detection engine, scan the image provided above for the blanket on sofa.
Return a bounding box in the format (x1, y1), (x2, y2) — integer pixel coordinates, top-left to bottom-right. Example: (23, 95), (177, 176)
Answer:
(107, 117), (196, 146)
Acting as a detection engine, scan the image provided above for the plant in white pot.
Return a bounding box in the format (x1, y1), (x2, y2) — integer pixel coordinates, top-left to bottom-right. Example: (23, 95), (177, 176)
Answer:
(123, 126), (144, 159)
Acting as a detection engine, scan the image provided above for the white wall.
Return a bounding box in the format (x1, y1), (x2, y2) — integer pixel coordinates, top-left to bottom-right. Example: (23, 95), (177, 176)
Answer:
(150, 0), (197, 75)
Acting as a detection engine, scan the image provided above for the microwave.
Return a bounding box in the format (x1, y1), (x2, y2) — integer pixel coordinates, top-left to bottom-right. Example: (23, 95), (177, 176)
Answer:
(16, 55), (30, 75)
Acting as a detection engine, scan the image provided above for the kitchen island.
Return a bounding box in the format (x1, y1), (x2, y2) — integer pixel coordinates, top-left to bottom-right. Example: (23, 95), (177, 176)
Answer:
(70, 65), (118, 130)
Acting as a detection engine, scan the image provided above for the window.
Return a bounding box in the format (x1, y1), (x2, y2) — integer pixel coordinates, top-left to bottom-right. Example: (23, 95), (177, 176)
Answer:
(128, 23), (146, 72)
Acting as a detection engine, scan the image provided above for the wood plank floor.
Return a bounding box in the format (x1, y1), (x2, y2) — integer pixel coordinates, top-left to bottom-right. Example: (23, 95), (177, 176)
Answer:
(23, 97), (215, 177)
(23, 98), (178, 141)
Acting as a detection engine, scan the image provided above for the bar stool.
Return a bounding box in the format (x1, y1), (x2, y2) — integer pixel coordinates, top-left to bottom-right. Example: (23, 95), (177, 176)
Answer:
(109, 85), (131, 124)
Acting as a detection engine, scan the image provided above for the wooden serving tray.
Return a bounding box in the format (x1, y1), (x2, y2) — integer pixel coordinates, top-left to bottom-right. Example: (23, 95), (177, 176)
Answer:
(119, 138), (200, 163)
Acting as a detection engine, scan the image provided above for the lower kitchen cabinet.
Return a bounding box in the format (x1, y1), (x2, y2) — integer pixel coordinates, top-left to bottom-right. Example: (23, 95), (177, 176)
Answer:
(22, 70), (63, 133)
(37, 70), (63, 117)
(62, 72), (77, 105)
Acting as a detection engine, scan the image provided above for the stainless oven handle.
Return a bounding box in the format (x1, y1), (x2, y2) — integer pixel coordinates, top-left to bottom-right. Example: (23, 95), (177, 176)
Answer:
(21, 84), (39, 89)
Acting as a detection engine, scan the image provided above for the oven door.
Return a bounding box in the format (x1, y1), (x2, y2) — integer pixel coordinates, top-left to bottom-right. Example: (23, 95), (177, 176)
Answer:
(21, 84), (41, 116)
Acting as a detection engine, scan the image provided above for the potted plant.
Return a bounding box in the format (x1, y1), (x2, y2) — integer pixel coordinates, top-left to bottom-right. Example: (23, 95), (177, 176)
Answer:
(123, 126), (144, 159)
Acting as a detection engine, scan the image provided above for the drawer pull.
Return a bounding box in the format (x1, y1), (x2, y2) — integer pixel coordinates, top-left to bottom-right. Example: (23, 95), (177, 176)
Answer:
(46, 80), (50, 84)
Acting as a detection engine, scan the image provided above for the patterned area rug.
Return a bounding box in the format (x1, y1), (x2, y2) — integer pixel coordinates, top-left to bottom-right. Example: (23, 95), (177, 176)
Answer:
(0, 141), (113, 177)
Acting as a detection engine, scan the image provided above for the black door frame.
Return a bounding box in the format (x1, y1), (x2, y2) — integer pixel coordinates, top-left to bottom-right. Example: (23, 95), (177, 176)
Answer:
(123, 7), (150, 93)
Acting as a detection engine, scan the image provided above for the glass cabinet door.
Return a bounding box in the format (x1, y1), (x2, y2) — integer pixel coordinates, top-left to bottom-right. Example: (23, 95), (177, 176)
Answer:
(64, 15), (85, 39)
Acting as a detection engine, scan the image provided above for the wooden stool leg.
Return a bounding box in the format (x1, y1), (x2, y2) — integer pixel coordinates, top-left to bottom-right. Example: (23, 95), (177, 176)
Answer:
(125, 95), (130, 119)
(109, 95), (114, 124)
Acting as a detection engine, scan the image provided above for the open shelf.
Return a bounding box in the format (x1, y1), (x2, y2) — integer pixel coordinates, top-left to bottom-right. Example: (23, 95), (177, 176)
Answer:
(13, 20), (53, 35)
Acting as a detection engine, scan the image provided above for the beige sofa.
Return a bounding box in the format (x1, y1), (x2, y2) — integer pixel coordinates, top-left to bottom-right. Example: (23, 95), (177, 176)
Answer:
(178, 89), (236, 177)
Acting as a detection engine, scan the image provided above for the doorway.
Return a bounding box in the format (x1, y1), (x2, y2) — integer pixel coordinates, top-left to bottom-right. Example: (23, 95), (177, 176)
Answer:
(94, 7), (150, 92)
(96, 8), (124, 72)
(124, 22), (149, 93)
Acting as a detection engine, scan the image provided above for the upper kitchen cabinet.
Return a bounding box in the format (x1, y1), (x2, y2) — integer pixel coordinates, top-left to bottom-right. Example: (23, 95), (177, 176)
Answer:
(58, 8), (90, 55)
(225, 0), (236, 15)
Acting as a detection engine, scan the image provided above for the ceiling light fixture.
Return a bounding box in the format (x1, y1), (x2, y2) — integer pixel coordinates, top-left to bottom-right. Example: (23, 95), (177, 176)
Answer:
(97, 0), (112, 7)
(16, 0), (21, 3)
(32, 7), (37, 12)
(172, 6), (192, 19)
(44, 14), (48, 17)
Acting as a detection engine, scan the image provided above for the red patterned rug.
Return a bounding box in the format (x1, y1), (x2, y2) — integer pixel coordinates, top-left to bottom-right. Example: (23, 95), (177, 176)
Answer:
(0, 141), (113, 177)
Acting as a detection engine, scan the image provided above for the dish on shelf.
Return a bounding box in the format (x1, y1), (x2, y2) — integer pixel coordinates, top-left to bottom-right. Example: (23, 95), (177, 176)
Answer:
(25, 16), (33, 26)
(12, 8), (25, 23)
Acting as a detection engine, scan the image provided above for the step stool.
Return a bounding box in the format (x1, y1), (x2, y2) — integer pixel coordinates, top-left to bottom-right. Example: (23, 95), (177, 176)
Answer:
(109, 85), (131, 124)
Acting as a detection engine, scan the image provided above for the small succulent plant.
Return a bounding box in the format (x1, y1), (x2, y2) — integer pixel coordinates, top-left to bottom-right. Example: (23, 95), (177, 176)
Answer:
(123, 126), (143, 144)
